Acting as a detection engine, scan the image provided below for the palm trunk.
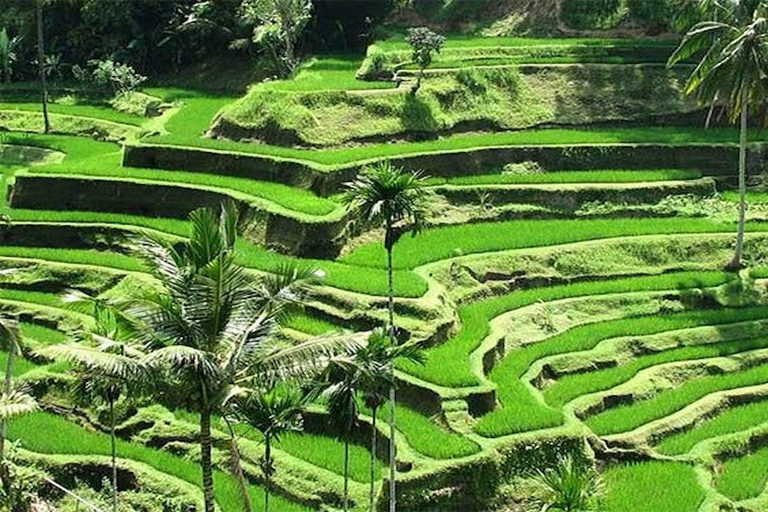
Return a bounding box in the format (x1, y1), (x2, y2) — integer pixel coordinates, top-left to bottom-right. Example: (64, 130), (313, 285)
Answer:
(728, 97), (749, 270)
(36, 0), (50, 134)
(369, 406), (378, 512)
(110, 396), (118, 512)
(344, 440), (350, 512)
(0, 339), (16, 493)
(386, 228), (397, 512)
(200, 408), (215, 512)
(225, 418), (253, 512)
(264, 434), (272, 512)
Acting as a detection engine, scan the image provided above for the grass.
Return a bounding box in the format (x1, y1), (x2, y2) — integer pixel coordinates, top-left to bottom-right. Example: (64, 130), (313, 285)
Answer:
(426, 169), (702, 186)
(400, 271), (741, 388)
(21, 322), (68, 349)
(475, 306), (768, 438)
(602, 462), (705, 512)
(283, 312), (343, 335)
(373, 35), (679, 52)
(586, 357), (768, 436)
(174, 408), (382, 484)
(8, 412), (309, 512)
(0, 247), (144, 273)
(0, 288), (64, 308)
(258, 56), (394, 92)
(359, 403), (480, 460)
(343, 218), (768, 270)
(656, 400), (768, 455)
(545, 337), (768, 408)
(717, 447), (768, 501)
(0, 100), (146, 127)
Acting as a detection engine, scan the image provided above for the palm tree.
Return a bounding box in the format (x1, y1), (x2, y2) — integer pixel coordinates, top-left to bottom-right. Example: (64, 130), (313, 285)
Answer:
(120, 203), (357, 512)
(315, 356), (364, 512)
(357, 329), (423, 512)
(0, 315), (21, 483)
(668, 0), (768, 269)
(342, 161), (429, 512)
(232, 385), (306, 512)
(36, 0), (50, 133)
(39, 331), (146, 512)
(0, 314), (37, 499)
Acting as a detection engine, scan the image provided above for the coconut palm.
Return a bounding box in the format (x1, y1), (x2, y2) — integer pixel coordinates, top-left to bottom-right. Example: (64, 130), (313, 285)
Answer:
(36, 0), (50, 133)
(668, 0), (768, 269)
(342, 161), (429, 512)
(357, 329), (423, 512)
(232, 385), (306, 512)
(120, 203), (357, 512)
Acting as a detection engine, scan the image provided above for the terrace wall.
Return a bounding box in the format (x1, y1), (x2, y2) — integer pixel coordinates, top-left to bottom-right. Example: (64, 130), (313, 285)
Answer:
(9, 175), (349, 257)
(125, 143), (762, 197)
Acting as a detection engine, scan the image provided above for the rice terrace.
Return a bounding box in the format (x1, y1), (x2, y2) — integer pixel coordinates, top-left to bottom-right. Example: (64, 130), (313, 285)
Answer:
(7, 0), (768, 511)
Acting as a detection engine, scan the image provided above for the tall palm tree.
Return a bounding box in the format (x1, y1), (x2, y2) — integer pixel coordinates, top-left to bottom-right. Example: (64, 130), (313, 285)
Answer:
(120, 203), (357, 512)
(315, 356), (364, 512)
(668, 0), (768, 269)
(39, 332), (146, 512)
(342, 161), (429, 512)
(357, 329), (424, 512)
(232, 385), (306, 512)
(36, 0), (50, 134)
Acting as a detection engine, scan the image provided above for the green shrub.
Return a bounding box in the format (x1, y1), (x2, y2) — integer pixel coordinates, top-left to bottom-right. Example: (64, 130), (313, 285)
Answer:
(560, 0), (623, 29)
(627, 0), (672, 27)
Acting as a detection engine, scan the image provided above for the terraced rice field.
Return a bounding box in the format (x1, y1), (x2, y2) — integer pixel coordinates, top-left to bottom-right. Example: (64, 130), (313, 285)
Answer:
(5, 35), (768, 511)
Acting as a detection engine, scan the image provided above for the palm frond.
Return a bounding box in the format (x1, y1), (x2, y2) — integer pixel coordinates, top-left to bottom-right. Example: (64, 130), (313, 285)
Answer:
(0, 390), (37, 420)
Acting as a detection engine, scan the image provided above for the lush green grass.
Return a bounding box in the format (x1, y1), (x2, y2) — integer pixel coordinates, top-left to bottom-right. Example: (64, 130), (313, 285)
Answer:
(258, 56), (394, 92)
(0, 247), (143, 272)
(343, 218), (767, 270)
(586, 358), (768, 436)
(359, 403), (480, 460)
(234, 240), (427, 298)
(149, 125), (759, 168)
(8, 412), (309, 512)
(175, 408), (382, 484)
(283, 312), (343, 335)
(0, 288), (64, 307)
(545, 337), (768, 408)
(717, 447), (768, 501)
(656, 400), (768, 455)
(401, 271), (740, 387)
(374, 35), (678, 51)
(426, 169), (702, 186)
(0, 101), (145, 126)
(21, 322), (68, 348)
(475, 307), (768, 437)
(723, 190), (768, 204)
(602, 462), (705, 512)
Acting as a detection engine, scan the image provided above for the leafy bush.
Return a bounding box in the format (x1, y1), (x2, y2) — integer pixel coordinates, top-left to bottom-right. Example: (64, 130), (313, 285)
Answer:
(560, 0), (622, 29)
(627, 0), (672, 27)
(73, 59), (147, 95)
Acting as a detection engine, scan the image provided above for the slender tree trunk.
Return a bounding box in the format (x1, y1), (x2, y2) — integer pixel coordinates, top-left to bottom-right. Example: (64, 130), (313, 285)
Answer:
(369, 406), (378, 512)
(36, 0), (50, 134)
(200, 408), (216, 512)
(225, 417), (253, 512)
(728, 96), (749, 270)
(264, 434), (272, 512)
(0, 338), (16, 493)
(386, 227), (397, 512)
(110, 396), (118, 512)
(344, 440), (350, 512)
